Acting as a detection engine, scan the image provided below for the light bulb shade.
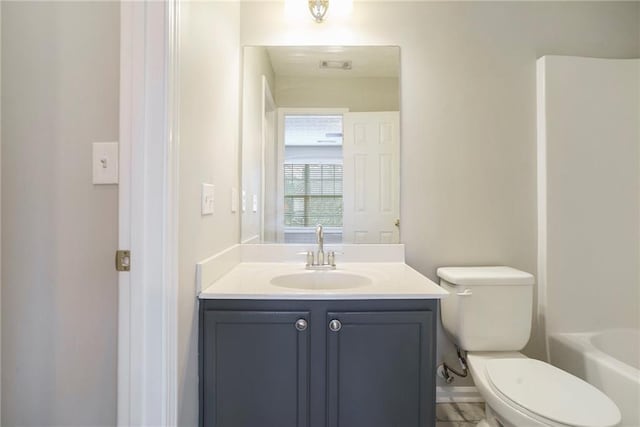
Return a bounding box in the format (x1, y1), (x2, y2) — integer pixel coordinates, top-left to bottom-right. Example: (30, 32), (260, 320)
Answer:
(308, 0), (329, 23)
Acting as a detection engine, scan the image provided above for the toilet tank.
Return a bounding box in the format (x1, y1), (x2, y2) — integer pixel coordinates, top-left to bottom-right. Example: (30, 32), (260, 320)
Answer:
(438, 266), (535, 352)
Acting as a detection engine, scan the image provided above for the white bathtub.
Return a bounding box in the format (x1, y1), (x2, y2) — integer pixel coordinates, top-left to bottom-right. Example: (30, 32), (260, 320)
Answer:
(549, 329), (640, 427)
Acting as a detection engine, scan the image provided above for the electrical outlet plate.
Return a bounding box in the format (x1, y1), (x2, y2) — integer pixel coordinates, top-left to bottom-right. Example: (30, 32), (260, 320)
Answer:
(241, 190), (247, 213)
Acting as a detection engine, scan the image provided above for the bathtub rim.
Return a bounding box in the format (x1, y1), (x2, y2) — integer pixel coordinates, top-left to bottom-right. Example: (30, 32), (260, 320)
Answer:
(549, 329), (639, 382)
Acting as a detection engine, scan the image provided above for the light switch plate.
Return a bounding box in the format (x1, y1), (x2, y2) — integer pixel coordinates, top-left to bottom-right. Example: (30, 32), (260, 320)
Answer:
(231, 188), (239, 213)
(252, 194), (258, 213)
(92, 142), (119, 184)
(201, 183), (215, 215)
(241, 190), (247, 213)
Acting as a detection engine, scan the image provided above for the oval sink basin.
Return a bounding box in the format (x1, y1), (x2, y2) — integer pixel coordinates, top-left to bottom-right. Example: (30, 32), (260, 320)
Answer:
(270, 271), (372, 290)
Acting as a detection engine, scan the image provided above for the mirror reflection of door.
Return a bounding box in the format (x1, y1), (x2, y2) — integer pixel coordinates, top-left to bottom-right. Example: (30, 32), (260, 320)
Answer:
(275, 110), (400, 244)
(343, 112), (400, 243)
(242, 46), (400, 244)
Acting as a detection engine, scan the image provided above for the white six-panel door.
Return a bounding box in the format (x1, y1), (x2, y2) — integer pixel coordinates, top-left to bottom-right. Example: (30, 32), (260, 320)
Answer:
(342, 112), (400, 244)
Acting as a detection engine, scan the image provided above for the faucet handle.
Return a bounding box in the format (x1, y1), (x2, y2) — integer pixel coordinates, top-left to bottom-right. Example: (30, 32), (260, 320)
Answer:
(327, 250), (344, 267)
(327, 251), (336, 266)
(298, 251), (315, 266)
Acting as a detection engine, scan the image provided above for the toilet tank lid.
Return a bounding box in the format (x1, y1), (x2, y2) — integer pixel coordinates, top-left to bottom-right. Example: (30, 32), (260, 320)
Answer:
(437, 266), (535, 286)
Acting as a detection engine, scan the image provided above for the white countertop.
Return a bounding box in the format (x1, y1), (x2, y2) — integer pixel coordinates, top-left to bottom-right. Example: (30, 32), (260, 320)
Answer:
(199, 262), (448, 300)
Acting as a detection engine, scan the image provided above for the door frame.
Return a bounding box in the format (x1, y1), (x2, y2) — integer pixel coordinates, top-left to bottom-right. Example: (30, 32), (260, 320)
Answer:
(118, 1), (179, 425)
(260, 76), (276, 243)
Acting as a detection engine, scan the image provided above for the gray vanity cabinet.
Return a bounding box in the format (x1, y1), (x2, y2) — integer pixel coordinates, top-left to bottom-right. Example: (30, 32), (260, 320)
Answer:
(201, 310), (310, 427)
(326, 311), (434, 427)
(200, 300), (437, 427)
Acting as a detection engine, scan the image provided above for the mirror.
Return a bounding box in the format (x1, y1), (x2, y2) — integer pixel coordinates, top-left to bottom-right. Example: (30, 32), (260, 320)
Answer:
(241, 46), (400, 244)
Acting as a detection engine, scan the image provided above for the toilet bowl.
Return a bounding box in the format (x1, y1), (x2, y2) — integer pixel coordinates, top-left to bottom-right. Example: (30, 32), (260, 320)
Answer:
(467, 352), (621, 427)
(437, 266), (621, 427)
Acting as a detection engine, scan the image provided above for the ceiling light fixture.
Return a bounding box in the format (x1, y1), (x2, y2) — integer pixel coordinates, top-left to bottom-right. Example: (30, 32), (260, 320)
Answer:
(308, 0), (329, 23)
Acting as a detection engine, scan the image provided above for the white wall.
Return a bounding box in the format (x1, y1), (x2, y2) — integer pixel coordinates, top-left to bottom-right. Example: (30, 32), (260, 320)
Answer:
(0, 6), (3, 419)
(276, 76), (399, 111)
(178, 2), (241, 426)
(241, 47), (276, 242)
(1, 2), (119, 425)
(538, 56), (640, 336)
(240, 1), (640, 385)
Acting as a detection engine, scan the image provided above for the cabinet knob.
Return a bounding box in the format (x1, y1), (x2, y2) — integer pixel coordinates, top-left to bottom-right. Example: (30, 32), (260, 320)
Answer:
(329, 319), (342, 332)
(295, 319), (308, 331)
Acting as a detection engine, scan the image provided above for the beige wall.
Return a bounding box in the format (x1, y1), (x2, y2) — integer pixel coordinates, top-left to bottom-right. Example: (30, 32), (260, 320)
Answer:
(1, 2), (120, 425)
(241, 47), (276, 242)
(0, 5), (3, 418)
(540, 57), (640, 335)
(240, 0), (640, 383)
(178, 2), (241, 426)
(275, 76), (399, 111)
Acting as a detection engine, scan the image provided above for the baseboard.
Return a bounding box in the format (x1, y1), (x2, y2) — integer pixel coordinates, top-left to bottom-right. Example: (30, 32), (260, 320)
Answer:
(436, 386), (484, 403)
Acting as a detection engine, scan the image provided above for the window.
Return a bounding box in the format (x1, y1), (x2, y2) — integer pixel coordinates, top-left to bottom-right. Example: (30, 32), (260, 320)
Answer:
(282, 113), (344, 243)
(284, 164), (343, 227)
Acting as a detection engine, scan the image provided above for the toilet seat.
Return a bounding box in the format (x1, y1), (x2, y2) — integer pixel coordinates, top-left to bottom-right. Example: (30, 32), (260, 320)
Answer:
(484, 358), (621, 427)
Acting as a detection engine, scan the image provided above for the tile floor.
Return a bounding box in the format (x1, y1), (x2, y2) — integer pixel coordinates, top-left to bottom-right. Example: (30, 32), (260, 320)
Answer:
(435, 402), (485, 426)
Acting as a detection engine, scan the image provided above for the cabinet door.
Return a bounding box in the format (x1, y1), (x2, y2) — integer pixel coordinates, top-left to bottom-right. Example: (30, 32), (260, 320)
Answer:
(202, 311), (310, 427)
(326, 311), (435, 427)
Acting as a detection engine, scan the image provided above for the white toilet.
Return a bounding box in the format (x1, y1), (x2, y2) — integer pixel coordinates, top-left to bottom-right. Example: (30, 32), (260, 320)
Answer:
(438, 266), (621, 427)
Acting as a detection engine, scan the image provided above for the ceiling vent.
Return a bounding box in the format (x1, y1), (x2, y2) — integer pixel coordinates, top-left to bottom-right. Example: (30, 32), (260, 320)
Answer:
(319, 60), (352, 70)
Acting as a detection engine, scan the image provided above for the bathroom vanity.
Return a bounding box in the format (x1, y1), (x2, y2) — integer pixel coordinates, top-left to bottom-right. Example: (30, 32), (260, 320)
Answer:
(198, 260), (447, 427)
(198, 44), (446, 427)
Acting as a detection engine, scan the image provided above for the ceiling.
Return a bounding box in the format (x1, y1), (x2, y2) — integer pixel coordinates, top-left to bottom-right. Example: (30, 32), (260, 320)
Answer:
(265, 46), (400, 79)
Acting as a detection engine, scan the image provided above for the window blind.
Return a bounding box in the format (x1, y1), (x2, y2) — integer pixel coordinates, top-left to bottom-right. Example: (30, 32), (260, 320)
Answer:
(284, 164), (343, 227)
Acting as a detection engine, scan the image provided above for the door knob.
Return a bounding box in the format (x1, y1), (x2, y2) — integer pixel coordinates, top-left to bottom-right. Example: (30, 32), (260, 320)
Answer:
(329, 319), (342, 332)
(295, 319), (308, 331)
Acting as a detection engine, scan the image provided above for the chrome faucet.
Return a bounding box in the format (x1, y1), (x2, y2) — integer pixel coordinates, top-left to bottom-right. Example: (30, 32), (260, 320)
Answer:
(304, 224), (336, 270)
(316, 224), (325, 266)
